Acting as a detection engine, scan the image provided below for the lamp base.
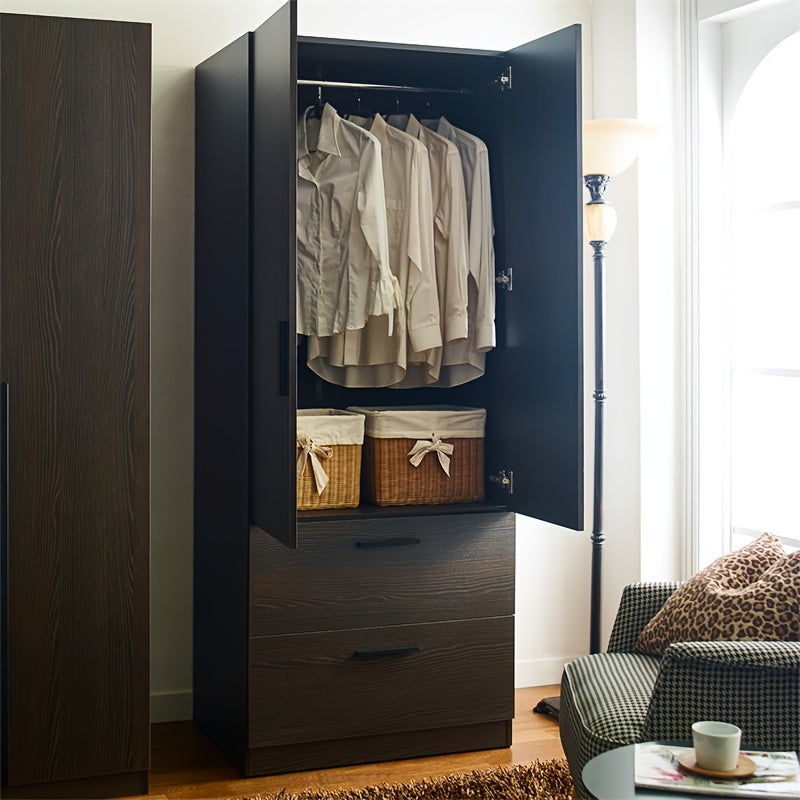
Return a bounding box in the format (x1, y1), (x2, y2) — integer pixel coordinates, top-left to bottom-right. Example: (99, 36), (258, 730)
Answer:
(532, 695), (560, 720)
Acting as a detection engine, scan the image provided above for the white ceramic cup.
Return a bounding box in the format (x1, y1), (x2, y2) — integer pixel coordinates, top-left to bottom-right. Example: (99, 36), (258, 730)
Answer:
(692, 720), (742, 771)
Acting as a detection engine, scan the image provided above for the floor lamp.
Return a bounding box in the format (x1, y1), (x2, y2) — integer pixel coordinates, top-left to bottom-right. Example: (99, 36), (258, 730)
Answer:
(534, 118), (655, 719)
(583, 118), (656, 655)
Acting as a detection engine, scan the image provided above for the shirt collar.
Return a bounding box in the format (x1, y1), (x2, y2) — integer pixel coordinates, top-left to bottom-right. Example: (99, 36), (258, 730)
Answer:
(298, 102), (342, 159)
(404, 113), (423, 138)
(435, 115), (455, 138)
(369, 112), (392, 140)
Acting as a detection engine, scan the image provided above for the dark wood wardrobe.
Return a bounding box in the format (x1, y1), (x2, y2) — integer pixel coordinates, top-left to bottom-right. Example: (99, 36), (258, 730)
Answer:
(195, 0), (583, 777)
(0, 13), (151, 798)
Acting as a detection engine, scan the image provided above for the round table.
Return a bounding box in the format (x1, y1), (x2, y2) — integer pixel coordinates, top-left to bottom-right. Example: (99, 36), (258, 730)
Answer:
(582, 744), (706, 800)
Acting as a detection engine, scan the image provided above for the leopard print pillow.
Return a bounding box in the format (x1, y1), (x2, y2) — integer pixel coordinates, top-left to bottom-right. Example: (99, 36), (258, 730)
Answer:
(635, 532), (798, 655)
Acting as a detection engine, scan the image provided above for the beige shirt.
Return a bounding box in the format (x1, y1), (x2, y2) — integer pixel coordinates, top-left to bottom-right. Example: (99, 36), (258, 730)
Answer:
(296, 103), (397, 337)
(307, 113), (441, 387)
(422, 116), (496, 386)
(386, 113), (470, 388)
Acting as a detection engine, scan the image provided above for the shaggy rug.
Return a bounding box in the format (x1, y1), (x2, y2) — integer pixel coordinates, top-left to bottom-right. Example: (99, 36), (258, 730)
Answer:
(234, 760), (575, 800)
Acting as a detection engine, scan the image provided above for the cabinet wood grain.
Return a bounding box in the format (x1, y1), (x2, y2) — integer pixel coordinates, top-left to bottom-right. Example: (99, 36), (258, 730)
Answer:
(250, 512), (515, 635)
(0, 13), (150, 795)
(248, 617), (514, 748)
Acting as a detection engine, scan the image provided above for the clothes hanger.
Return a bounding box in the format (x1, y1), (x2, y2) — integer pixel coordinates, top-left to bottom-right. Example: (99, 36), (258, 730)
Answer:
(358, 93), (373, 116)
(420, 97), (444, 130)
(346, 92), (374, 121)
(427, 97), (443, 118)
(310, 85), (325, 118)
(421, 97), (436, 122)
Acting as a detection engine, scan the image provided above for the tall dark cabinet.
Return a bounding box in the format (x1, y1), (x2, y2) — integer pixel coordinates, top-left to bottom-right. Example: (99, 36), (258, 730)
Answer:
(195, 0), (582, 777)
(0, 13), (151, 799)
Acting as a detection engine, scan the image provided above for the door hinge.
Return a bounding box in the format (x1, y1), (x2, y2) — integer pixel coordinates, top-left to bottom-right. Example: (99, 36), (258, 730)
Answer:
(495, 66), (512, 91)
(495, 267), (513, 292)
(489, 469), (514, 495)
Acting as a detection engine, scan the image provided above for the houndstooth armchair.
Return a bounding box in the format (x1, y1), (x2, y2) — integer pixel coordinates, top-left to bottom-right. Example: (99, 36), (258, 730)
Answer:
(559, 582), (800, 799)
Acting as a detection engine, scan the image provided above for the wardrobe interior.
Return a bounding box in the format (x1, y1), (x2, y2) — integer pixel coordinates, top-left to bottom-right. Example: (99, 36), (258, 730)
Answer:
(287, 31), (584, 530)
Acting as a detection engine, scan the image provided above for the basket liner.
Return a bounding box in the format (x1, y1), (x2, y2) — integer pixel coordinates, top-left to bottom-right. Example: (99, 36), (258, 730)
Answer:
(347, 405), (485, 439)
(297, 408), (365, 445)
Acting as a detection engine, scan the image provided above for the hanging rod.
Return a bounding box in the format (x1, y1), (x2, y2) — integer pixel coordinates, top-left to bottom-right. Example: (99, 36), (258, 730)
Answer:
(297, 78), (469, 95)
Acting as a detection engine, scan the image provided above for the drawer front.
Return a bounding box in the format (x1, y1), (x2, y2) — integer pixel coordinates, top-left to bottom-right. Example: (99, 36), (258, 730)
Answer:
(248, 616), (514, 748)
(250, 512), (515, 636)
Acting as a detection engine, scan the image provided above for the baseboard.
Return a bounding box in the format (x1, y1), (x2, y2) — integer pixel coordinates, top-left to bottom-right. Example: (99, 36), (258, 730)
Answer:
(514, 656), (575, 688)
(151, 689), (193, 723)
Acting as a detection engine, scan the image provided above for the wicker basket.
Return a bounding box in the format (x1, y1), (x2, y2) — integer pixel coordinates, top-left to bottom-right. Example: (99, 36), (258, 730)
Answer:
(348, 406), (485, 506)
(296, 409), (364, 510)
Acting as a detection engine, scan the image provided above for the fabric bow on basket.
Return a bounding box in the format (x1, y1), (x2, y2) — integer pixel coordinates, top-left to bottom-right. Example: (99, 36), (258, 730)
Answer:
(297, 435), (334, 495)
(407, 435), (454, 476)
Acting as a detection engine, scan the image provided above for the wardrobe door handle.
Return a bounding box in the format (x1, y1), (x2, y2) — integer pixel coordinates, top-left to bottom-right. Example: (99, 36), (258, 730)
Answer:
(354, 537), (421, 548)
(352, 646), (421, 660)
(1, 381), (7, 537)
(1, 382), (8, 681)
(278, 320), (289, 396)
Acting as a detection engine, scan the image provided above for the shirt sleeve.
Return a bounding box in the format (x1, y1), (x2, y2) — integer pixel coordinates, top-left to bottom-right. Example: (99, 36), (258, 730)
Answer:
(440, 145), (470, 343)
(404, 145), (441, 353)
(356, 135), (398, 335)
(471, 144), (496, 352)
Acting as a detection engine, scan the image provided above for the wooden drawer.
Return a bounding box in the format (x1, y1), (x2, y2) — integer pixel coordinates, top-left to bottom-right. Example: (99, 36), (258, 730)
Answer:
(248, 616), (514, 748)
(249, 511), (515, 636)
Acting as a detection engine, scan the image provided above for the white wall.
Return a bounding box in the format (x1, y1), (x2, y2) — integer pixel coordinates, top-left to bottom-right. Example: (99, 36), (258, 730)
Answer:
(635, 2), (685, 585)
(585, 0), (686, 643)
(587, 0), (645, 648)
(0, 0), (685, 721)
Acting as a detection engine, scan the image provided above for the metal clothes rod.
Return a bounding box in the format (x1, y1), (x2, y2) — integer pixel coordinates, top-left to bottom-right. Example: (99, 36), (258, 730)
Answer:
(297, 78), (469, 95)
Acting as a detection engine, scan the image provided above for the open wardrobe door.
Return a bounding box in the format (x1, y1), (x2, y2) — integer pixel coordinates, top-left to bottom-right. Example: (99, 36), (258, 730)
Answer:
(487, 25), (584, 531)
(250, 0), (298, 548)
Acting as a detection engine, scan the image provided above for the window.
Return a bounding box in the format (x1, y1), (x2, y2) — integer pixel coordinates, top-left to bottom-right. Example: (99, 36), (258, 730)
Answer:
(695, 3), (800, 565)
(728, 30), (800, 553)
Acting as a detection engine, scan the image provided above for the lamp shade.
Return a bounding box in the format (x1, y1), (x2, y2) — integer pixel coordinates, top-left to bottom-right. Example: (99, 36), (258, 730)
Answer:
(583, 118), (657, 177)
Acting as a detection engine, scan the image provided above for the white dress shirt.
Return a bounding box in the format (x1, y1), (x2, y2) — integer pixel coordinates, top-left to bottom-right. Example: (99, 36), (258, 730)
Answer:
(422, 116), (496, 386)
(296, 103), (398, 337)
(386, 113), (470, 388)
(306, 113), (441, 387)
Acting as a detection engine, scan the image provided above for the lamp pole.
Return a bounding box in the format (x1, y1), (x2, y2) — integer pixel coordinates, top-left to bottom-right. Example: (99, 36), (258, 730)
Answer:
(588, 244), (607, 656)
(585, 173), (612, 656)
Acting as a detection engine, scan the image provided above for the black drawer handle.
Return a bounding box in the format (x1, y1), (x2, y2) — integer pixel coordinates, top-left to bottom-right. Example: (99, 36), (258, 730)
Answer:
(352, 646), (421, 660)
(355, 537), (421, 548)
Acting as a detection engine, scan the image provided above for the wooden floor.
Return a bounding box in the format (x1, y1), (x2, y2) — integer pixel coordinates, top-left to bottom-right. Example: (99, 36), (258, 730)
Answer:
(142, 685), (564, 799)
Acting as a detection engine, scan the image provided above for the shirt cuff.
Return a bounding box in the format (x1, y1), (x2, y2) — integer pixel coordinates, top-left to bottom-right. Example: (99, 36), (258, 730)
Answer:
(408, 320), (442, 353)
(371, 275), (400, 336)
(444, 313), (468, 343)
(474, 322), (496, 352)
